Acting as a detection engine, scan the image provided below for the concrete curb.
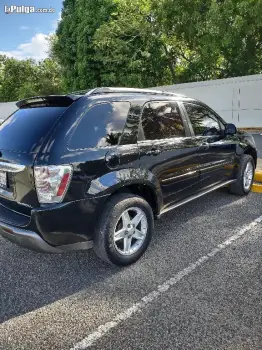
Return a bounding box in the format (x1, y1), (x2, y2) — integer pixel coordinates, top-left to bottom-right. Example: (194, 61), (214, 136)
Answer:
(254, 171), (262, 182)
(239, 128), (262, 132)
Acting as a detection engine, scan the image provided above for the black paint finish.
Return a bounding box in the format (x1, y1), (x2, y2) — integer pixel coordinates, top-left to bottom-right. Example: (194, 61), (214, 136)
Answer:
(0, 90), (257, 251)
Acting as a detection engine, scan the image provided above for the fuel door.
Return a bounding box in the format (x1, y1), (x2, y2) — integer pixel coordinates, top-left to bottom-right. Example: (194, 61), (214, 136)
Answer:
(105, 150), (120, 169)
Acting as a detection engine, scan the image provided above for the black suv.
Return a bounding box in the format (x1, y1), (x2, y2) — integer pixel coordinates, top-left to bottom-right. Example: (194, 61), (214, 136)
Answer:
(0, 88), (257, 266)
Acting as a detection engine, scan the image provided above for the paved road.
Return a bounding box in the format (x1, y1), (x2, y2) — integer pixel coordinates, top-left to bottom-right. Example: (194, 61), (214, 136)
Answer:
(1, 189), (262, 349)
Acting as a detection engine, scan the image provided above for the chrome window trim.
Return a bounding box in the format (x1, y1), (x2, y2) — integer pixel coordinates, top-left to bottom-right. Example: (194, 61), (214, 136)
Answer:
(0, 162), (26, 173)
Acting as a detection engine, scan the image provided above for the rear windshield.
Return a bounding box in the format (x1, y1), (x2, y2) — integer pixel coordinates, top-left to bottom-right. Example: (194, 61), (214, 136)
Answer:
(0, 107), (67, 153)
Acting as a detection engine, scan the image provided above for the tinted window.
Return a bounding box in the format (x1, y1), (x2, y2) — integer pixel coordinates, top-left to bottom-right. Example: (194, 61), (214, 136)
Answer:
(69, 102), (130, 149)
(141, 101), (185, 140)
(184, 103), (221, 136)
(0, 107), (67, 153)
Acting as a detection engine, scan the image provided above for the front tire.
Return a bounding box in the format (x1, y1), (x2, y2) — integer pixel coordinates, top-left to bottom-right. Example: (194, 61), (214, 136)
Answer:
(229, 154), (255, 196)
(93, 193), (154, 266)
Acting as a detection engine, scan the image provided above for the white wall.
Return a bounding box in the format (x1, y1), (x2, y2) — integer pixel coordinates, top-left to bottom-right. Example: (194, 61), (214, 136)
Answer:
(154, 74), (262, 128)
(0, 102), (17, 123)
(1, 74), (262, 127)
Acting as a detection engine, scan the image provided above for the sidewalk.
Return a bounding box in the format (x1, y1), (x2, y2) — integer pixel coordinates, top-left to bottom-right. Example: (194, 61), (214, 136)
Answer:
(240, 128), (262, 133)
(257, 158), (262, 170)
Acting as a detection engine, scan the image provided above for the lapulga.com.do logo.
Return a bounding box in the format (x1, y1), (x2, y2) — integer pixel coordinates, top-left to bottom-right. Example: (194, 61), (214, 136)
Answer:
(4, 5), (55, 14)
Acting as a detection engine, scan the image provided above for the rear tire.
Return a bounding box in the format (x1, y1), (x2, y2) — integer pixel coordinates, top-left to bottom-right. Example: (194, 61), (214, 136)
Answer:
(93, 193), (154, 266)
(229, 154), (255, 196)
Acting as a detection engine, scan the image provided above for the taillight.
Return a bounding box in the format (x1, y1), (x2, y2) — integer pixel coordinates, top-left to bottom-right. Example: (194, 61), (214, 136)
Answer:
(34, 165), (73, 204)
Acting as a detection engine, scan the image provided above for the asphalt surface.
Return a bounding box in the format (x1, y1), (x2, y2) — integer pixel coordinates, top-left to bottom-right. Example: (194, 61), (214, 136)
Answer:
(1, 189), (262, 350)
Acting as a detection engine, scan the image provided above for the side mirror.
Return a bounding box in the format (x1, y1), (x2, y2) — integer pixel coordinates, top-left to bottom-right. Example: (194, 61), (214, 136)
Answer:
(225, 123), (237, 135)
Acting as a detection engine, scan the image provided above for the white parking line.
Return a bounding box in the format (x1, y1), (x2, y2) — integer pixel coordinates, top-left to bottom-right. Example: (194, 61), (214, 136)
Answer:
(71, 215), (262, 350)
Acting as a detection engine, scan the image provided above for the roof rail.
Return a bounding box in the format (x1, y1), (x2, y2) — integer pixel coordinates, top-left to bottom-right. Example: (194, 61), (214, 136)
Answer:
(85, 88), (104, 95)
(70, 89), (93, 95)
(83, 87), (186, 97)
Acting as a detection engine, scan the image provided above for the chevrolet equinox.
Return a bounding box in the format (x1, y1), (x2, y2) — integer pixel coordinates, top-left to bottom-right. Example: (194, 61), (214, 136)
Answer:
(0, 87), (257, 266)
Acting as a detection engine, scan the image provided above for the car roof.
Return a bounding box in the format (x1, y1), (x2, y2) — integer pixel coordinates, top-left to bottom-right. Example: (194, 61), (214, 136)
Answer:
(16, 87), (197, 109)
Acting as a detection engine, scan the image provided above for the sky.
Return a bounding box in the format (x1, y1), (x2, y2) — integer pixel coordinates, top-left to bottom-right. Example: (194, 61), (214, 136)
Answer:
(0, 0), (63, 60)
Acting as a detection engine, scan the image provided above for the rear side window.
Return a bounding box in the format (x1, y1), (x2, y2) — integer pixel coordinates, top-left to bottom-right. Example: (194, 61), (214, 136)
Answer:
(141, 101), (185, 140)
(69, 102), (130, 149)
(0, 107), (67, 153)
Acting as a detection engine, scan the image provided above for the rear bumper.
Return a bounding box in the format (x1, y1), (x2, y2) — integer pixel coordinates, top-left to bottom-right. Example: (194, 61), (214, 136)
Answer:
(0, 194), (109, 252)
(0, 221), (93, 253)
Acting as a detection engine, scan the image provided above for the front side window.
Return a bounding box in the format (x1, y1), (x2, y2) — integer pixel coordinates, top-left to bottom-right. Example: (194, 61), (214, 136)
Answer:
(184, 103), (222, 136)
(141, 101), (185, 140)
(69, 101), (130, 149)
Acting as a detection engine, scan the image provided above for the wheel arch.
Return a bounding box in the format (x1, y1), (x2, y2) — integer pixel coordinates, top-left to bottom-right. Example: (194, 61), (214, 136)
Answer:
(87, 169), (163, 217)
(243, 146), (257, 167)
(109, 183), (161, 217)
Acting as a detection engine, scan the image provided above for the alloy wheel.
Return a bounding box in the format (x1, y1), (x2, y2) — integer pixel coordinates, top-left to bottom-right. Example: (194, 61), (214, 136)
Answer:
(113, 207), (148, 256)
(243, 161), (254, 191)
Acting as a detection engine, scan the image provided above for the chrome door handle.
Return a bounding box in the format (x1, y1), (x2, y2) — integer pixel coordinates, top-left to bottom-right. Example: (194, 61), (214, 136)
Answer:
(152, 148), (161, 155)
(146, 148), (161, 156)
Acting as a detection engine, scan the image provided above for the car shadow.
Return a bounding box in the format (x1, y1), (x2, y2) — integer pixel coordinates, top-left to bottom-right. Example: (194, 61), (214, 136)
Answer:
(0, 188), (252, 323)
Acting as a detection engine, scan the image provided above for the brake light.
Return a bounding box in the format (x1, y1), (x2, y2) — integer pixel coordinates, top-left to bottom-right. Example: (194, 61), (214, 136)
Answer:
(34, 165), (72, 204)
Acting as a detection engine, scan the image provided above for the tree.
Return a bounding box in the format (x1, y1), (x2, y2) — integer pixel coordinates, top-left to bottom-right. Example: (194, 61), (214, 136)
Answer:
(35, 59), (65, 95)
(206, 0), (262, 77)
(0, 55), (7, 101)
(0, 55), (64, 102)
(94, 0), (172, 87)
(152, 0), (262, 81)
(47, 0), (262, 89)
(0, 57), (36, 101)
(52, 0), (116, 90)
